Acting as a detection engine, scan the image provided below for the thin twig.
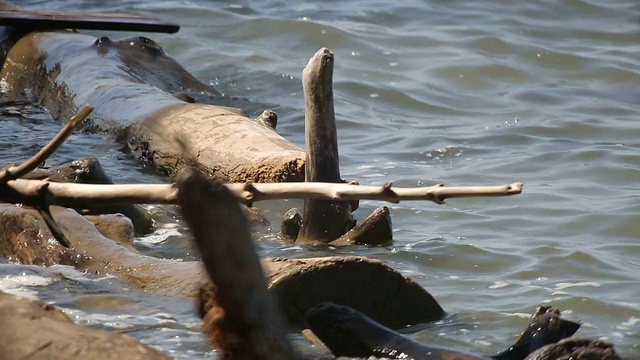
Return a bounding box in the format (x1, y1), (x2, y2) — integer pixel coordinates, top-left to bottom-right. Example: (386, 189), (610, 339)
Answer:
(0, 104), (94, 185)
(3, 178), (523, 206)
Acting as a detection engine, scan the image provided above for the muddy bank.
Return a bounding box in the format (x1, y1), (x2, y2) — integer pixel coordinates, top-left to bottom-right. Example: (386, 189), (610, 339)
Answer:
(0, 290), (171, 360)
(0, 30), (304, 181)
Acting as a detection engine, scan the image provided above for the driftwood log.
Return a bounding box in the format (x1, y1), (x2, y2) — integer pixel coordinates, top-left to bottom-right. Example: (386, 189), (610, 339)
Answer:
(0, 202), (446, 330)
(0, 30), (305, 182)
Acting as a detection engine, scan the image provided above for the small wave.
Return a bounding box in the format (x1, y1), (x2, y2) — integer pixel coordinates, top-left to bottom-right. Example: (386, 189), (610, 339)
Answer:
(555, 281), (601, 290)
(136, 223), (183, 245)
(0, 274), (53, 300)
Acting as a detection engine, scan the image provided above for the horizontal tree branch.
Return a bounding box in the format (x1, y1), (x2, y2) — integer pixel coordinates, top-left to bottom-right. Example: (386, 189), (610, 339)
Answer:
(2, 178), (523, 207)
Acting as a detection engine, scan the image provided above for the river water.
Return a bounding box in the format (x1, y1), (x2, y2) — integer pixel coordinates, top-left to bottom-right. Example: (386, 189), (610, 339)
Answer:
(2, 0), (639, 358)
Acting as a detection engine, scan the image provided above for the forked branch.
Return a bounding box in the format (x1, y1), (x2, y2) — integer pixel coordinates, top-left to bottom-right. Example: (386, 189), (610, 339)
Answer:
(0, 105), (94, 185)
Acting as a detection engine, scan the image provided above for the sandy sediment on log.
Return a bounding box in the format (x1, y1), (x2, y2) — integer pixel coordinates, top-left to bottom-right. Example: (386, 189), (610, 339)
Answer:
(129, 103), (305, 182)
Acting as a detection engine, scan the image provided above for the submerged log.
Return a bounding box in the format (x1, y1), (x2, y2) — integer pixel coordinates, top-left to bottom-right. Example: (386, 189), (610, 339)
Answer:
(0, 290), (172, 360)
(0, 201), (444, 330)
(0, 31), (305, 182)
(306, 304), (582, 360)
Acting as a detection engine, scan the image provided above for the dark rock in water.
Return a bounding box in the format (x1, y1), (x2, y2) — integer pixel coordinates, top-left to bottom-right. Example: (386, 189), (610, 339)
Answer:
(330, 205), (392, 246)
(19, 156), (153, 235)
(281, 207), (302, 242)
(254, 109), (278, 130)
(0, 204), (84, 267)
(173, 91), (195, 103)
(0, 290), (172, 359)
(306, 303), (582, 360)
(524, 337), (621, 360)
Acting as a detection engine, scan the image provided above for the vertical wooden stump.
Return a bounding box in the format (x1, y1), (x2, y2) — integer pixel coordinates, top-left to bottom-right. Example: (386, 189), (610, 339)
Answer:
(176, 169), (295, 360)
(297, 48), (352, 242)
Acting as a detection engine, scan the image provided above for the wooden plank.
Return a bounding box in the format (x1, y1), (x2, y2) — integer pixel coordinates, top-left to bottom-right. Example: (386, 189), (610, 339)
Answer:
(0, 9), (179, 33)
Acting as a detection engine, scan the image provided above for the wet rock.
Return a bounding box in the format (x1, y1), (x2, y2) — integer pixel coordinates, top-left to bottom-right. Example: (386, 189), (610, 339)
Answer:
(0, 203), (203, 297)
(242, 205), (270, 227)
(524, 337), (621, 360)
(329, 206), (392, 246)
(19, 156), (153, 235)
(85, 213), (135, 249)
(0, 204), (84, 266)
(280, 207), (302, 243)
(0, 290), (172, 359)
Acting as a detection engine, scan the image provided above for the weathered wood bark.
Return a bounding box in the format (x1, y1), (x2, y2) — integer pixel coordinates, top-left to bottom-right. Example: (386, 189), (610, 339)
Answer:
(0, 290), (172, 360)
(176, 168), (295, 360)
(265, 256), (444, 330)
(0, 31), (305, 182)
(1, 177), (524, 207)
(297, 48), (353, 242)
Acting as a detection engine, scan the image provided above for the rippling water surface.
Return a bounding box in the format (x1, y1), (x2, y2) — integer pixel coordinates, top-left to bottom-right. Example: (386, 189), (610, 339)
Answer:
(3, 0), (640, 358)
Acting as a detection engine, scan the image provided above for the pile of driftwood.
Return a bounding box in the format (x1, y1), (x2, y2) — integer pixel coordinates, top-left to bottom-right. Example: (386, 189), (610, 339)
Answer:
(0, 3), (621, 358)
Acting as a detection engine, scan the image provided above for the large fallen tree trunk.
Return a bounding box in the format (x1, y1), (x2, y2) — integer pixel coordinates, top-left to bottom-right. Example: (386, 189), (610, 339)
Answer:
(0, 30), (305, 182)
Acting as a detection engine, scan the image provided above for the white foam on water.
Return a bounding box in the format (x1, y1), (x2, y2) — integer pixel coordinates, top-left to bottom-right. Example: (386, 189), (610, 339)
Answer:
(0, 273), (53, 299)
(474, 339), (493, 347)
(621, 316), (640, 327)
(500, 312), (531, 319)
(64, 307), (180, 330)
(555, 281), (600, 289)
(49, 264), (116, 282)
(137, 223), (183, 245)
(488, 281), (509, 289)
